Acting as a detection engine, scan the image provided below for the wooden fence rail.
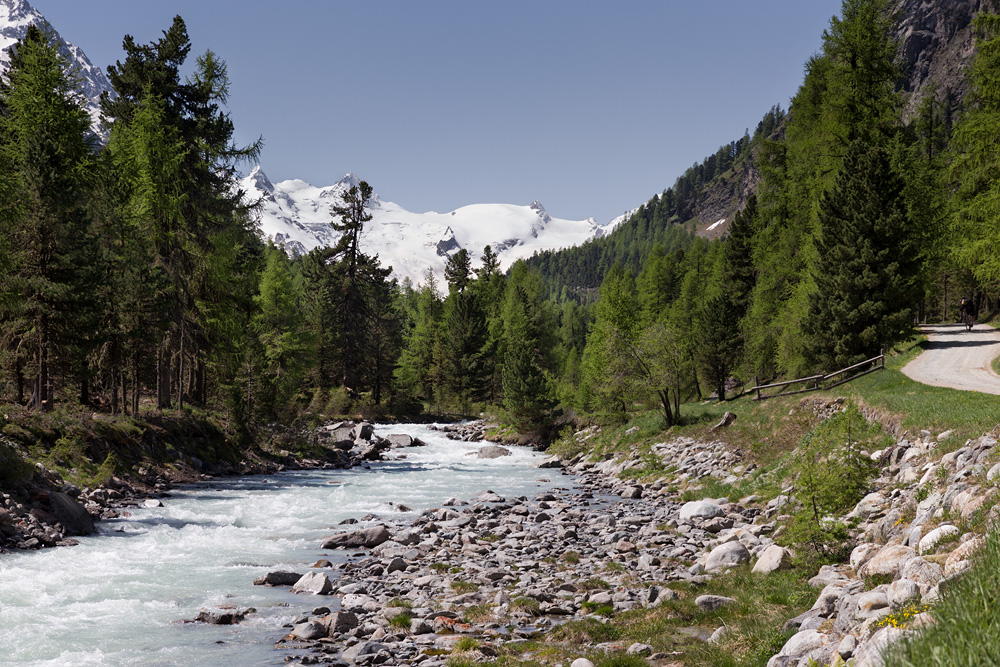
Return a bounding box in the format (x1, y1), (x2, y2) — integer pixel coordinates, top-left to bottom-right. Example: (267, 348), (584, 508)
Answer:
(750, 352), (885, 400)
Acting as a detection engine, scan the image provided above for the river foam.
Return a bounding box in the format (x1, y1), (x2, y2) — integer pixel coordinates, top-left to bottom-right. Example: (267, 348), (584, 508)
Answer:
(0, 423), (558, 666)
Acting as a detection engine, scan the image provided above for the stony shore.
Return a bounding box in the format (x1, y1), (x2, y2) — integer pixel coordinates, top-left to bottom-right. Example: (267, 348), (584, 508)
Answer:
(6, 407), (998, 666)
(260, 424), (765, 666)
(254, 412), (1000, 667)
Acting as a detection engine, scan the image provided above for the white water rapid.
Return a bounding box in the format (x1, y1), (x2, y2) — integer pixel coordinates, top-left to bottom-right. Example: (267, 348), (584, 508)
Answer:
(0, 424), (562, 666)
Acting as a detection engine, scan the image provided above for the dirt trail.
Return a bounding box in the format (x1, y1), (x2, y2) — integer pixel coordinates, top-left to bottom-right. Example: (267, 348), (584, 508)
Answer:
(901, 323), (1000, 395)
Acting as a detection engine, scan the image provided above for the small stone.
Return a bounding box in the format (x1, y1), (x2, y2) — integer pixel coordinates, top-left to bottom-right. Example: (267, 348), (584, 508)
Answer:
(837, 633), (857, 659)
(695, 595), (735, 611)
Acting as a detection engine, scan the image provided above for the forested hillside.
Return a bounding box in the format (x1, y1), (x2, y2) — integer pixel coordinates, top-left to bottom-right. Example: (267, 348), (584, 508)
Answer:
(2, 0), (1000, 441)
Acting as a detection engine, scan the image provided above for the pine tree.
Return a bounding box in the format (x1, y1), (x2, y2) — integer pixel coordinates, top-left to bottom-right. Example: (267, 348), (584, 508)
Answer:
(444, 249), (472, 293)
(0, 26), (97, 410)
(803, 140), (919, 369)
(501, 263), (554, 428)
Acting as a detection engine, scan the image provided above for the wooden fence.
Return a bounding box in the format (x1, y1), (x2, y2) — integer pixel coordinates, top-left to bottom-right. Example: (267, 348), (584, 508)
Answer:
(749, 352), (885, 401)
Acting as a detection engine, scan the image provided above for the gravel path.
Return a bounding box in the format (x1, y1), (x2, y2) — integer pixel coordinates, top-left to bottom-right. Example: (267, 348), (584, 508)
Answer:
(901, 323), (1000, 395)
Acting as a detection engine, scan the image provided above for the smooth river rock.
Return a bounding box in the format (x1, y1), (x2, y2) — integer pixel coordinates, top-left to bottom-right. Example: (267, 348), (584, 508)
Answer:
(321, 524), (391, 550)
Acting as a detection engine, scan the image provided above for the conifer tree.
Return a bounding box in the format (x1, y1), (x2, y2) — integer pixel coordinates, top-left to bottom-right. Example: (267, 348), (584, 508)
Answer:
(395, 271), (443, 408)
(253, 246), (311, 417)
(0, 26), (97, 410)
(949, 13), (1000, 290)
(804, 140), (919, 369)
(501, 263), (554, 428)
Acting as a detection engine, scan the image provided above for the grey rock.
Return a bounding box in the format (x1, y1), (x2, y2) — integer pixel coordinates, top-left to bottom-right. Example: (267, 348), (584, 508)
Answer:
(752, 544), (788, 574)
(322, 524), (391, 549)
(253, 571), (303, 586)
(321, 610), (359, 635)
(837, 633), (857, 659)
(705, 540), (750, 572)
(196, 607), (253, 625)
(291, 571), (334, 595)
(46, 491), (95, 536)
(352, 423), (374, 441)
(887, 579), (921, 610)
(679, 500), (725, 522)
(291, 621), (327, 640)
(341, 641), (387, 664)
(477, 445), (512, 459)
(695, 594), (735, 611)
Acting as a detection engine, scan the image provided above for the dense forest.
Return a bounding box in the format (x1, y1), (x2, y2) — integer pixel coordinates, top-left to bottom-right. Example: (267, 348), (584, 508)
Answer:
(1, 0), (999, 437)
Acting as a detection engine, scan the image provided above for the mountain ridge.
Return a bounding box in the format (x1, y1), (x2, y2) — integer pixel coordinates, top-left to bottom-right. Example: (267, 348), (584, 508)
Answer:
(242, 165), (622, 284)
(0, 0), (113, 136)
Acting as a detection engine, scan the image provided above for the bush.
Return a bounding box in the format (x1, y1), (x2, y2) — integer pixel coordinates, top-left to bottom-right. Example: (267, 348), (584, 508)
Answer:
(779, 403), (884, 563)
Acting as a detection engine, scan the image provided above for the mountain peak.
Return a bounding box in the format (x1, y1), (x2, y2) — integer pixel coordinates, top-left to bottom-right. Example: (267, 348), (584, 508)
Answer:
(0, 0), (36, 24)
(529, 200), (552, 224)
(0, 0), (114, 137)
(338, 172), (362, 189)
(246, 165), (274, 194)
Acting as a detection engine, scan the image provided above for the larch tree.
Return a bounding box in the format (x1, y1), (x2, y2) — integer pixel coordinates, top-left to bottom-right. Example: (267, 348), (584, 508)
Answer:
(0, 26), (97, 410)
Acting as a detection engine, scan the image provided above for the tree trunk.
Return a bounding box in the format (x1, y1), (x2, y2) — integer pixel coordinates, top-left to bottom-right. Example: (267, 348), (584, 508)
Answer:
(14, 357), (24, 405)
(658, 388), (674, 427)
(178, 319), (185, 411)
(157, 339), (171, 409)
(38, 313), (50, 411)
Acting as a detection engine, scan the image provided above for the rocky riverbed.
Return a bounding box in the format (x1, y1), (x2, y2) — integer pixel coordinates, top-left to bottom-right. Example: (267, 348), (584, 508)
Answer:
(249, 411), (1000, 667)
(252, 429), (771, 665)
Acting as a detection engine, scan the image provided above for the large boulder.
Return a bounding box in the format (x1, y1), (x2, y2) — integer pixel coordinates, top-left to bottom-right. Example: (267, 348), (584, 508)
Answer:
(858, 545), (916, 578)
(290, 621), (327, 640)
(326, 423), (356, 450)
(342, 641), (387, 664)
(359, 439), (391, 461)
(352, 422), (374, 441)
(477, 445), (511, 459)
(253, 571), (303, 586)
(385, 434), (421, 448)
(46, 491), (95, 536)
(918, 525), (960, 554)
(752, 545), (789, 574)
(705, 540), (751, 572)
(291, 571), (334, 595)
(196, 607), (253, 625)
(321, 610), (359, 635)
(321, 524), (391, 549)
(695, 595), (735, 611)
(679, 500), (725, 522)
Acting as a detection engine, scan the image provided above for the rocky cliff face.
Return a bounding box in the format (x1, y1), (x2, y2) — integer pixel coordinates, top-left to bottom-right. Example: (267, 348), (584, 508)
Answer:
(893, 0), (999, 118)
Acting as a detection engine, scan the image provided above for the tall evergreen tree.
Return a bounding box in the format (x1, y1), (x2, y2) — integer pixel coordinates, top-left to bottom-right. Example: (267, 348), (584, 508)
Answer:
(803, 140), (919, 369)
(949, 13), (1000, 290)
(0, 26), (97, 410)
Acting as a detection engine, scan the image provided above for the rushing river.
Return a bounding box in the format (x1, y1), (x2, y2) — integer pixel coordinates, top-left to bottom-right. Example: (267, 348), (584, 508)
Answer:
(0, 424), (562, 666)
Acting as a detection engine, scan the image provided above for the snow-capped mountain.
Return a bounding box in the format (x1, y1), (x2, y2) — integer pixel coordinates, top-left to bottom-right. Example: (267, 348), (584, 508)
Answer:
(242, 166), (622, 284)
(0, 0), (113, 135)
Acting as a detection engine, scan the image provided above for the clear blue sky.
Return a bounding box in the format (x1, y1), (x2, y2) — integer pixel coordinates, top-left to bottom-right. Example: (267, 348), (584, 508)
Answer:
(34, 0), (844, 223)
